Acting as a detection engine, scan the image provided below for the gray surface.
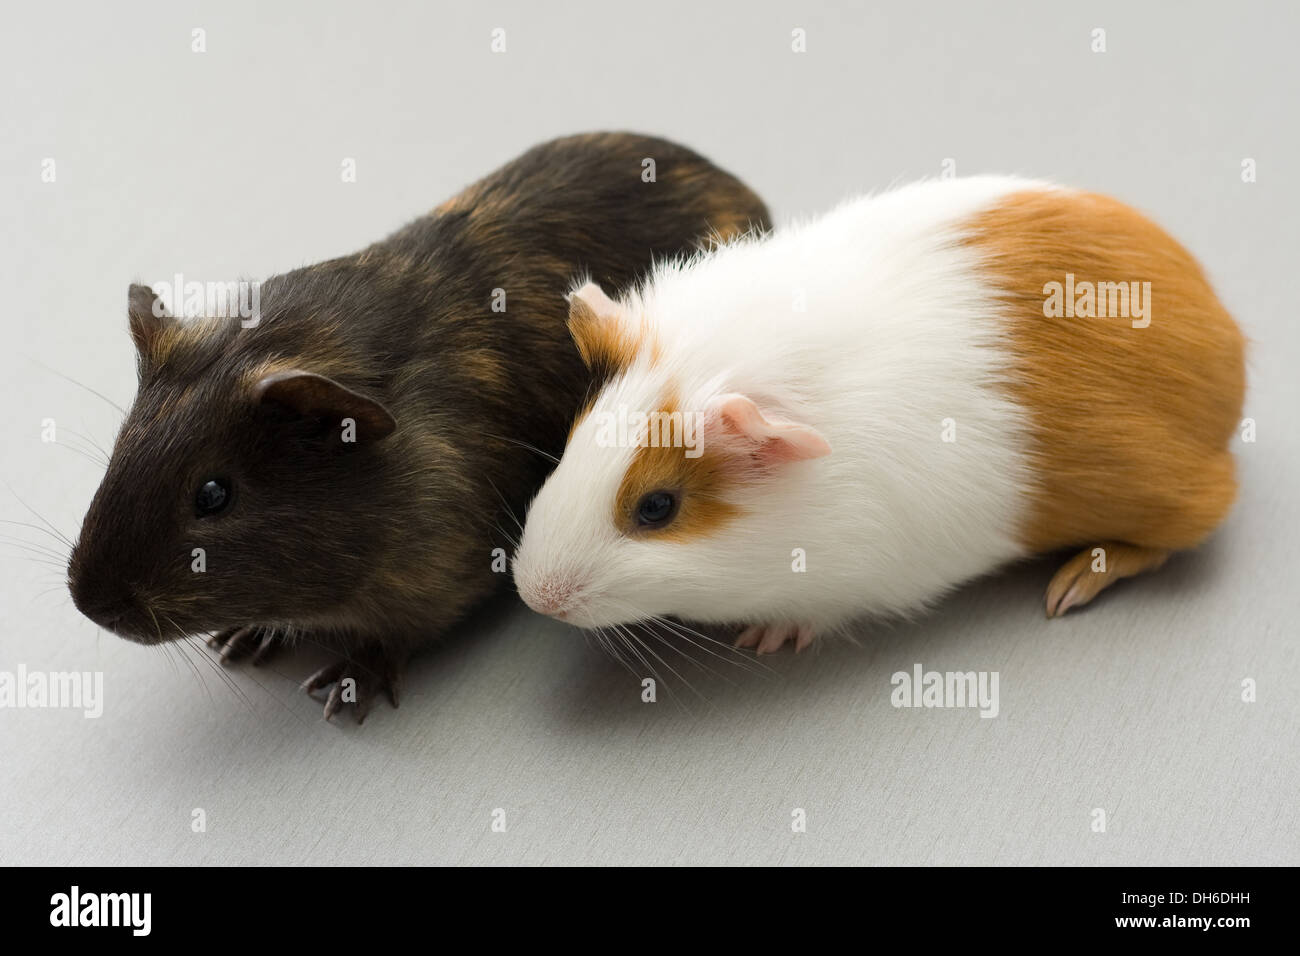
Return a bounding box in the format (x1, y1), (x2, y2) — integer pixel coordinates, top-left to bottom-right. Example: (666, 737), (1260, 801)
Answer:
(1, 0), (1297, 865)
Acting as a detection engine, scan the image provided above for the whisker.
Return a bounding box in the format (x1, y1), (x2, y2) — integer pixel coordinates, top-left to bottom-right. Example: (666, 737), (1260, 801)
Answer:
(49, 441), (106, 468)
(485, 432), (560, 465)
(184, 635), (260, 714)
(0, 549), (67, 571)
(485, 477), (525, 536)
(645, 613), (772, 677)
(32, 583), (71, 603)
(37, 360), (127, 415)
(617, 622), (702, 709)
(592, 625), (640, 681)
(605, 624), (668, 699)
(59, 432), (109, 465)
(69, 425), (111, 460)
(636, 620), (735, 686)
(608, 597), (770, 679)
(157, 640), (180, 681)
(165, 622), (214, 702)
(0, 534), (68, 561)
(626, 625), (705, 703)
(2, 556), (66, 572)
(145, 605), (165, 644)
(3, 484), (76, 551)
(0, 519), (73, 552)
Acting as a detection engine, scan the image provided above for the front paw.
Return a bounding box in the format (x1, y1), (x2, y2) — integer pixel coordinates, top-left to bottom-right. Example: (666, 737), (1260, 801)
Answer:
(302, 643), (404, 724)
(208, 625), (290, 666)
(734, 622), (816, 655)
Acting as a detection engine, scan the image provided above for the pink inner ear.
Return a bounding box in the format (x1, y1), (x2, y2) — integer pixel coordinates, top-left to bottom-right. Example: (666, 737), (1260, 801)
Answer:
(569, 281), (621, 320)
(713, 393), (831, 465)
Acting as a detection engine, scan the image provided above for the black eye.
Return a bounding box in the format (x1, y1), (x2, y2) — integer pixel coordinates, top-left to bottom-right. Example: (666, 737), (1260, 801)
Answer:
(195, 478), (232, 517)
(635, 491), (678, 528)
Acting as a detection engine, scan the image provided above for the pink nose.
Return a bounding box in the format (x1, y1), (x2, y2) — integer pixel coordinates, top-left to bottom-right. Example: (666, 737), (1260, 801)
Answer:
(524, 579), (580, 618)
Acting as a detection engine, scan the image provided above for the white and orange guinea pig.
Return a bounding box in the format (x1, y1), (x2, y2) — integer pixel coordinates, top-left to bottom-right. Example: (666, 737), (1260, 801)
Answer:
(511, 176), (1246, 654)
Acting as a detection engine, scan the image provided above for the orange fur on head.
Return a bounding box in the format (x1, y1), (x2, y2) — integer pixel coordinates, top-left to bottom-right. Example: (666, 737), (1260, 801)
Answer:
(566, 283), (662, 436)
(612, 392), (742, 542)
(566, 283), (650, 379)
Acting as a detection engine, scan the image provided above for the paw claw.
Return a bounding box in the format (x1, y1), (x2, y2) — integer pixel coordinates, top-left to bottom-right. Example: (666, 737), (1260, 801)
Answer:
(794, 626), (815, 653)
(323, 681), (345, 722)
(302, 661), (345, 696)
(251, 630), (280, 666)
(210, 625), (289, 665)
(738, 622), (816, 655)
(303, 650), (403, 724)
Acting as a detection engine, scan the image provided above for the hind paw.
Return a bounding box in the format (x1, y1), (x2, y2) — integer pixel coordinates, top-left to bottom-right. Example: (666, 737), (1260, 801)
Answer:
(1045, 542), (1170, 618)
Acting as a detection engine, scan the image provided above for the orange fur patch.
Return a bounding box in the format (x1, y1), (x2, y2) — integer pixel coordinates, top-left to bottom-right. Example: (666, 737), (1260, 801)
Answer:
(613, 393), (741, 541)
(567, 296), (655, 377)
(963, 189), (1246, 553)
(703, 212), (757, 245)
(567, 297), (661, 438)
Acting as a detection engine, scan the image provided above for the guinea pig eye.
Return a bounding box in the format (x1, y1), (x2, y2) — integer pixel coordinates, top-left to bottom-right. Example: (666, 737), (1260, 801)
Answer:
(635, 490), (678, 528)
(195, 478), (232, 517)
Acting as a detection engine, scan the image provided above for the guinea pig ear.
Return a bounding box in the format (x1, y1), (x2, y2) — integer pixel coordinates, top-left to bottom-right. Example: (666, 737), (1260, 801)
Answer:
(708, 393), (831, 468)
(127, 283), (171, 360)
(252, 370), (397, 442)
(566, 281), (633, 376)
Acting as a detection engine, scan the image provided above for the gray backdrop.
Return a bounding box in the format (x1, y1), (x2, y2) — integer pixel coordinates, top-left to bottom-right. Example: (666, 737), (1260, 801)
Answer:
(1, 0), (1296, 865)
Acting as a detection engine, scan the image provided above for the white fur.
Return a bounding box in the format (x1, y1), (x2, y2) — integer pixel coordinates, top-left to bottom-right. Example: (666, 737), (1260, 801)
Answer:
(513, 177), (1058, 632)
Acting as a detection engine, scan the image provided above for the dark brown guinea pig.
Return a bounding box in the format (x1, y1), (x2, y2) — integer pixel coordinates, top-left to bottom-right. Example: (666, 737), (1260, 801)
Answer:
(66, 132), (770, 722)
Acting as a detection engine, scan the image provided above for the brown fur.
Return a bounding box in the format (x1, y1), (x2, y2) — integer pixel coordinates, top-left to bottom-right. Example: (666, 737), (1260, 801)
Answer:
(963, 189), (1246, 554)
(565, 287), (668, 438)
(567, 296), (649, 388)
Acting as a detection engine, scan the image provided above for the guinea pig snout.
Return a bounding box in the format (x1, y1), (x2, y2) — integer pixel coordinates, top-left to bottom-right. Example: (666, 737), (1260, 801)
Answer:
(71, 589), (132, 633)
(520, 577), (584, 619)
(68, 562), (139, 636)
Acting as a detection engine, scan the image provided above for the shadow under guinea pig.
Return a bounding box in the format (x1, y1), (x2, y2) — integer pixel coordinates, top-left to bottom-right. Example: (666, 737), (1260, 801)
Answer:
(149, 537), (1230, 743)
(534, 540), (1232, 737)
